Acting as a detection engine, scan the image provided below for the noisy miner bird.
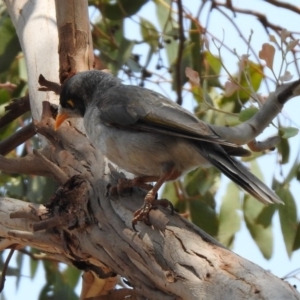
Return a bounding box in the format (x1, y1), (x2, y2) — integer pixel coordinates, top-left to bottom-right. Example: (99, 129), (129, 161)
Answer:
(55, 70), (283, 228)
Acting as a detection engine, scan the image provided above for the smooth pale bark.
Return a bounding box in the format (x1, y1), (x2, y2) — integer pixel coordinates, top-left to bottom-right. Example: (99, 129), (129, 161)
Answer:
(4, 0), (59, 119)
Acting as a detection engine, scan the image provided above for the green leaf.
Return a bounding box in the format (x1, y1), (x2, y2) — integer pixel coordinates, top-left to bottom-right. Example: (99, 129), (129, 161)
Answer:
(116, 38), (134, 69)
(127, 56), (142, 72)
(218, 183), (241, 247)
(154, 0), (178, 65)
(243, 195), (273, 259)
(202, 51), (222, 88)
(277, 185), (298, 257)
(16, 251), (24, 288)
(171, 42), (193, 91)
(161, 181), (180, 208)
(5, 176), (26, 199)
(30, 255), (39, 279)
(39, 261), (78, 300)
(280, 127), (299, 139)
(243, 161), (274, 259)
(256, 205), (276, 228)
(239, 107), (259, 122)
(219, 62), (264, 112)
(189, 193), (218, 237)
(26, 177), (57, 204)
(183, 167), (220, 197)
(293, 222), (300, 251)
(140, 17), (159, 50)
(140, 17), (159, 67)
(94, 0), (148, 20)
(277, 136), (290, 164)
(0, 15), (21, 73)
(62, 266), (81, 289)
(189, 19), (202, 76)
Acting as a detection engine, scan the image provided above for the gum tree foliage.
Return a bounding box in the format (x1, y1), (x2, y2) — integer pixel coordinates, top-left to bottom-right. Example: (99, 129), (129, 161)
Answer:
(0, 0), (300, 299)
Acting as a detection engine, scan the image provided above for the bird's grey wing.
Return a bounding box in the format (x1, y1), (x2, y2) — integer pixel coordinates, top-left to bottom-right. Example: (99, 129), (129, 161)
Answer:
(98, 85), (243, 148)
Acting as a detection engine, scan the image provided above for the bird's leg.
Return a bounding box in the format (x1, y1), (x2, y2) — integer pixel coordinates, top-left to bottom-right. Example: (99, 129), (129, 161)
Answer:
(132, 176), (159, 191)
(132, 171), (175, 231)
(110, 176), (159, 196)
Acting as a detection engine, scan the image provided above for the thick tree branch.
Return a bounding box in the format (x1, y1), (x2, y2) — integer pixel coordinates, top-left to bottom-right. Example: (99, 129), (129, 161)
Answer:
(1, 182), (299, 299)
(0, 151), (54, 178)
(54, 0), (94, 83)
(211, 79), (300, 144)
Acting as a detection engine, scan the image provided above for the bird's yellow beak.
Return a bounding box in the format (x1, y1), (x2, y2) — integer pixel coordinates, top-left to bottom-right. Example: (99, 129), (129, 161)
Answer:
(55, 112), (70, 130)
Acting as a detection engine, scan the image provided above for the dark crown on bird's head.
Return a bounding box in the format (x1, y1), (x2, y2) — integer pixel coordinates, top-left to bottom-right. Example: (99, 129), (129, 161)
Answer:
(59, 70), (120, 116)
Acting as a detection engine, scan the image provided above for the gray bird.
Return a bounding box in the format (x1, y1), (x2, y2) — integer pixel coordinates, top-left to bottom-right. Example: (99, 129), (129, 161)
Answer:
(55, 70), (283, 227)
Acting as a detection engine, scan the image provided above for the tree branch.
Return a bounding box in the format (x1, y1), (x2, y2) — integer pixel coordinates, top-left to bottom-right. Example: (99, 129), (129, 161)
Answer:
(5, 0), (60, 119)
(210, 79), (300, 144)
(263, 0), (300, 15)
(0, 122), (37, 156)
(0, 95), (30, 129)
(54, 0), (94, 83)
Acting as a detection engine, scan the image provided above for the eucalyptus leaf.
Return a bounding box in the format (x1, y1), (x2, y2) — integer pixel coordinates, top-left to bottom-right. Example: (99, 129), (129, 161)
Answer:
(280, 127), (299, 139)
(239, 107), (259, 122)
(277, 136), (290, 164)
(243, 195), (273, 259)
(95, 0), (147, 20)
(277, 186), (298, 257)
(218, 183), (241, 247)
(190, 193), (218, 237)
(243, 161), (274, 259)
(154, 0), (178, 65)
(0, 16), (21, 73)
(293, 222), (300, 251)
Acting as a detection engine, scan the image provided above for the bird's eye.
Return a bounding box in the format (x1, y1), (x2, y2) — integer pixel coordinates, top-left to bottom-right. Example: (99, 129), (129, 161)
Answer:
(66, 99), (75, 108)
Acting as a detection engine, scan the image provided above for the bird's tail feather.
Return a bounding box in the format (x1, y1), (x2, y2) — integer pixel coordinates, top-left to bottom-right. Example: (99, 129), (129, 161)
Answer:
(197, 142), (283, 205)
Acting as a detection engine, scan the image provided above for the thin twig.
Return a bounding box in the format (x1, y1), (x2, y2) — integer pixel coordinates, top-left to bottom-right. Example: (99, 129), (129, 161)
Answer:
(176, 0), (185, 105)
(0, 248), (16, 292)
(38, 74), (61, 94)
(0, 82), (17, 92)
(264, 0), (300, 15)
(213, 6), (260, 62)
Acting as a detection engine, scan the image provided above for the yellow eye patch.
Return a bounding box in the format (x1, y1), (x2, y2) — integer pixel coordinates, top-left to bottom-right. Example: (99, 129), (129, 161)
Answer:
(67, 100), (74, 108)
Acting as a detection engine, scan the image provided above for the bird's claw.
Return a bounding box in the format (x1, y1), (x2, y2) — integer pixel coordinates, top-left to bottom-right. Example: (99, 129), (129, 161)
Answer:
(132, 198), (174, 231)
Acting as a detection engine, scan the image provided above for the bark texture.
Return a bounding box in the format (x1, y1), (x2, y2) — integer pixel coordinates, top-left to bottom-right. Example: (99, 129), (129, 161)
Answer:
(4, 0), (59, 119)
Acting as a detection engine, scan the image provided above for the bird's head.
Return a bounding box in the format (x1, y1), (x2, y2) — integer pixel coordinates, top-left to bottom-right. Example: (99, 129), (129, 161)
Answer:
(55, 70), (118, 130)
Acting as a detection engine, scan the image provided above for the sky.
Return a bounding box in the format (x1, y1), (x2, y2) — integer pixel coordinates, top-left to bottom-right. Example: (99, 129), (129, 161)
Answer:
(2, 0), (300, 299)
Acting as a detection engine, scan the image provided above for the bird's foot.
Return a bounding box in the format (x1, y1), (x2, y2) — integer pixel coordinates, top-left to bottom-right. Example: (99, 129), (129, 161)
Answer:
(132, 196), (173, 231)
